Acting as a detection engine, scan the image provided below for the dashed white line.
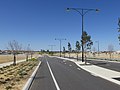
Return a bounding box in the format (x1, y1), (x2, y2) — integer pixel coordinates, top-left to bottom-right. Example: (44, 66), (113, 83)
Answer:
(47, 61), (60, 90)
(63, 60), (66, 62)
(90, 73), (99, 77)
(69, 65), (72, 66)
(77, 68), (81, 70)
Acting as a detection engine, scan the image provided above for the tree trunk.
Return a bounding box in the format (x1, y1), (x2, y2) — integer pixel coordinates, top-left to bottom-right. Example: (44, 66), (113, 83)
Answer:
(13, 54), (16, 65)
(26, 54), (28, 61)
(85, 55), (87, 65)
(110, 52), (111, 60)
(31, 55), (32, 59)
(69, 52), (70, 58)
(77, 53), (78, 61)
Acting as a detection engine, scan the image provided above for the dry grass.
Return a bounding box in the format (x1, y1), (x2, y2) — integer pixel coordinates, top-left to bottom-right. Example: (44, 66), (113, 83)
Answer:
(0, 54), (40, 64)
(54, 52), (120, 60)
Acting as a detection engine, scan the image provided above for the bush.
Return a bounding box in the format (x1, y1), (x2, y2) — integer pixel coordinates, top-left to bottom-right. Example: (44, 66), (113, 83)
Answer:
(29, 58), (37, 61)
(5, 85), (12, 90)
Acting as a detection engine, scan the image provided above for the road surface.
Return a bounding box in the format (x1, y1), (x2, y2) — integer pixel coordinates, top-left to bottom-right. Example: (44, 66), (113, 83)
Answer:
(65, 56), (120, 72)
(87, 59), (120, 72)
(29, 56), (120, 90)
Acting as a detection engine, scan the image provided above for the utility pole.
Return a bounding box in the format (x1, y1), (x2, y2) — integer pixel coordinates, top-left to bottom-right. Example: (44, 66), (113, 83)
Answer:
(55, 38), (66, 57)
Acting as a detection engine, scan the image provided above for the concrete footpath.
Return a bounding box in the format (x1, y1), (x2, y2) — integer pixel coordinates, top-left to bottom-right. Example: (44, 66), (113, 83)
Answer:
(57, 57), (120, 85)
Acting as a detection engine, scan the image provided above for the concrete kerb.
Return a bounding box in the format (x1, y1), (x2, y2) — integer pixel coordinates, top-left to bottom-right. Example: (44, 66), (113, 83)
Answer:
(22, 61), (41, 90)
(56, 56), (120, 85)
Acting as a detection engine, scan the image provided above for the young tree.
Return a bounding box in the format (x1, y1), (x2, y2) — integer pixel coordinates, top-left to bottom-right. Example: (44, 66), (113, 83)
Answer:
(118, 18), (120, 42)
(75, 41), (81, 60)
(92, 47), (96, 57)
(108, 44), (114, 60)
(63, 46), (66, 58)
(7, 40), (22, 65)
(81, 31), (93, 63)
(26, 44), (30, 61)
(29, 49), (34, 59)
(68, 42), (72, 58)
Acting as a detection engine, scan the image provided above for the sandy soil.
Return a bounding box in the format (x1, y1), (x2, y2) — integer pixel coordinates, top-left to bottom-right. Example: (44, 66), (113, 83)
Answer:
(0, 54), (40, 64)
(54, 52), (120, 60)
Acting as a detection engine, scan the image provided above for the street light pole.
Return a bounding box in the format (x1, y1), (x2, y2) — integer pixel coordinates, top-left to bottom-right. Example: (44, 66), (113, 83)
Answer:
(67, 8), (99, 62)
(26, 44), (30, 61)
(55, 38), (66, 57)
(95, 41), (99, 56)
(48, 45), (56, 52)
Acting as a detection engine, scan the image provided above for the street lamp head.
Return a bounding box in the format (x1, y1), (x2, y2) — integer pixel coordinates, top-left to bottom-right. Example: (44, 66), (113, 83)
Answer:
(66, 8), (70, 11)
(96, 9), (99, 12)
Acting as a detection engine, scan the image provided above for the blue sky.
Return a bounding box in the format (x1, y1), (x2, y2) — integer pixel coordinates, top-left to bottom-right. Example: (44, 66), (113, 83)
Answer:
(0, 0), (120, 51)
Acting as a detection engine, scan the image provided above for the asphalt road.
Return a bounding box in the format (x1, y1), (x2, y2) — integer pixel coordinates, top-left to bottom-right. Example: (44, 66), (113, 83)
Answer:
(29, 56), (120, 90)
(87, 60), (120, 72)
(65, 56), (120, 72)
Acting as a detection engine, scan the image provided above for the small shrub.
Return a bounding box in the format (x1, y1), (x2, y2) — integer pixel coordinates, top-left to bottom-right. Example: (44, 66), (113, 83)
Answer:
(11, 82), (15, 86)
(5, 78), (11, 81)
(0, 68), (4, 71)
(29, 58), (37, 61)
(5, 85), (12, 90)
(0, 71), (4, 74)
(0, 79), (6, 84)
(15, 78), (20, 81)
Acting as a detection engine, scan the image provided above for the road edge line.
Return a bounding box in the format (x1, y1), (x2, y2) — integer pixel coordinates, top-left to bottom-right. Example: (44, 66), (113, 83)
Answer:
(47, 60), (60, 90)
(22, 61), (41, 90)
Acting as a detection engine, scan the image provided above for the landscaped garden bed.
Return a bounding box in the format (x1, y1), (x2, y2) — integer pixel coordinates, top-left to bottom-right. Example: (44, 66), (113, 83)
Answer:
(0, 58), (39, 90)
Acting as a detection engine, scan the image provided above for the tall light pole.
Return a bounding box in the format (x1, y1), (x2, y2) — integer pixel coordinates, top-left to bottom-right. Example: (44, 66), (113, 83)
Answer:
(26, 44), (30, 61)
(66, 8), (99, 62)
(48, 45), (56, 52)
(55, 38), (66, 57)
(95, 41), (100, 56)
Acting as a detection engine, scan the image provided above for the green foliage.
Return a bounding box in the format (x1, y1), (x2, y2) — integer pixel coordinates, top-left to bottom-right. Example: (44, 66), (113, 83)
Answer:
(18, 69), (27, 78)
(118, 35), (120, 41)
(0, 78), (6, 84)
(5, 85), (12, 90)
(68, 42), (72, 58)
(63, 47), (65, 52)
(48, 52), (54, 56)
(76, 41), (81, 52)
(81, 31), (93, 51)
(118, 18), (120, 42)
(63, 46), (66, 57)
(68, 42), (72, 52)
(30, 58), (37, 61)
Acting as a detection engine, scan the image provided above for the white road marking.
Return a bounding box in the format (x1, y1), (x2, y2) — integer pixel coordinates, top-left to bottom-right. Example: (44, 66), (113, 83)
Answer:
(64, 63), (66, 64)
(63, 60), (66, 62)
(47, 61), (60, 90)
(69, 65), (72, 66)
(90, 73), (99, 77)
(77, 68), (81, 70)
